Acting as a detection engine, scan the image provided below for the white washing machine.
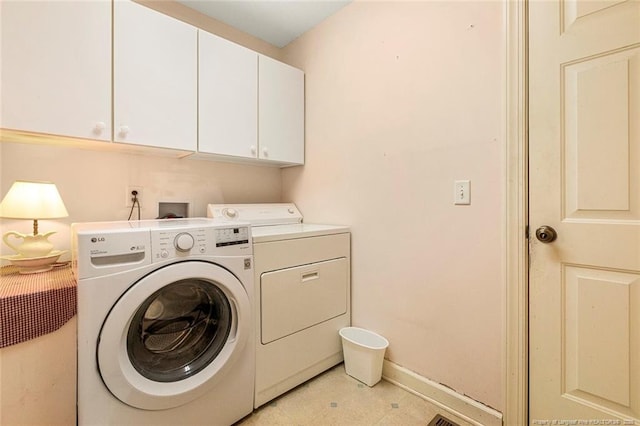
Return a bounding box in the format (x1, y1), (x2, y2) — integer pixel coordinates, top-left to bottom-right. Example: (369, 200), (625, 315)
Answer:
(73, 218), (255, 426)
(207, 204), (350, 407)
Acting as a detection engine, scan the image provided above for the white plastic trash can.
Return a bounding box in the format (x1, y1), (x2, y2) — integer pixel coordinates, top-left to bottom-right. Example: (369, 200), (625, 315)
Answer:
(339, 327), (389, 386)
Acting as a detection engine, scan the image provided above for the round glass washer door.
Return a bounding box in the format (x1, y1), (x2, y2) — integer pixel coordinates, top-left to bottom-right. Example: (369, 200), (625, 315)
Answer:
(98, 261), (251, 410)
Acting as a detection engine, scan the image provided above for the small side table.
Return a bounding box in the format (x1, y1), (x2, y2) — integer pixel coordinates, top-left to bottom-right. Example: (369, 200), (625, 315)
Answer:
(0, 263), (76, 348)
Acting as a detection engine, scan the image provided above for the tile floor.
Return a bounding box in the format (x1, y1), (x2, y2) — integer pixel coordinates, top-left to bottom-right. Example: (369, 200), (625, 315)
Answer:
(236, 364), (473, 426)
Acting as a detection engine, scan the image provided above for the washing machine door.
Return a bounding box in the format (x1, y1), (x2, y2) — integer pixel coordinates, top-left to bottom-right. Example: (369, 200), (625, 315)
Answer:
(97, 260), (251, 410)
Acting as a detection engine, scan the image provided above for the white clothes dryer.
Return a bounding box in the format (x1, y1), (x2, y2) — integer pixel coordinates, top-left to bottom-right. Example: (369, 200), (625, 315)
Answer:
(207, 204), (350, 407)
(73, 218), (254, 426)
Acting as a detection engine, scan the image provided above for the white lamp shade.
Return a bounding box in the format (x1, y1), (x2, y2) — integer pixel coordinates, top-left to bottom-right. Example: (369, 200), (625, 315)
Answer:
(0, 180), (69, 219)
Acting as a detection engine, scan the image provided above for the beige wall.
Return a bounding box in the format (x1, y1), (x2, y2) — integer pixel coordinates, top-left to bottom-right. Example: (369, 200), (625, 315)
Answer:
(0, 142), (281, 259)
(281, 1), (505, 410)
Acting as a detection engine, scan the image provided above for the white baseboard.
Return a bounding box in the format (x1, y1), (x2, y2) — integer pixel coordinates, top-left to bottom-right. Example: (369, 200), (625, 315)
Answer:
(382, 360), (503, 426)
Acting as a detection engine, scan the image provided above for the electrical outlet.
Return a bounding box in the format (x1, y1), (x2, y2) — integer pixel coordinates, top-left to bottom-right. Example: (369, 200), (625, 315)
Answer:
(126, 186), (143, 207)
(454, 180), (470, 205)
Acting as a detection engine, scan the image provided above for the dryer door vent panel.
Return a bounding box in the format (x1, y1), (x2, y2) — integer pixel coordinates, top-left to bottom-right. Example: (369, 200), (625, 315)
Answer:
(261, 258), (348, 344)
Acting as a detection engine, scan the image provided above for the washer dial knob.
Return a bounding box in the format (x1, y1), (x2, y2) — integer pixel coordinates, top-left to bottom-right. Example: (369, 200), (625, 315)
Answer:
(174, 233), (195, 252)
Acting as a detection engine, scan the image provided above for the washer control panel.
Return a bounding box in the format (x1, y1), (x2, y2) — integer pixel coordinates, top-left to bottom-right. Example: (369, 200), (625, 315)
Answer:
(73, 219), (253, 278)
(150, 224), (251, 261)
(153, 227), (209, 260)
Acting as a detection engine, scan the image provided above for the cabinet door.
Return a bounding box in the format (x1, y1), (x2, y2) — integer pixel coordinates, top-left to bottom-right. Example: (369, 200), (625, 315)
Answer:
(198, 31), (258, 159)
(114, 1), (197, 151)
(258, 56), (305, 165)
(0, 0), (111, 141)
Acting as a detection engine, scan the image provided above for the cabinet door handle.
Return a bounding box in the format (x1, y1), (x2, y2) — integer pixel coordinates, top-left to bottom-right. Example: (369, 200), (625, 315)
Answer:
(119, 125), (130, 138)
(262, 147), (269, 157)
(250, 145), (257, 156)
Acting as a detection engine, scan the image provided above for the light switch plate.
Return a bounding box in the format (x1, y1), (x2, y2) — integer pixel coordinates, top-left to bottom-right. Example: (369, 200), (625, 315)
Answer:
(454, 180), (470, 205)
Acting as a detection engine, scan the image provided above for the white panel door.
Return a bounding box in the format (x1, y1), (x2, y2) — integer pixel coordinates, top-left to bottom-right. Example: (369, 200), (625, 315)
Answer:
(113, 0), (197, 151)
(529, 0), (640, 423)
(0, 0), (111, 141)
(258, 55), (305, 165)
(198, 30), (258, 158)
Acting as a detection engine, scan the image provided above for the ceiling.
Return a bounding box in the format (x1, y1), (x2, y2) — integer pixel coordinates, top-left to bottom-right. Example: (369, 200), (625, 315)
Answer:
(177, 1), (352, 48)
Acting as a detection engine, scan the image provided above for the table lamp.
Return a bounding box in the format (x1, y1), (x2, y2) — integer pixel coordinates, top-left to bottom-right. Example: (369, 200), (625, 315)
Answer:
(0, 180), (69, 258)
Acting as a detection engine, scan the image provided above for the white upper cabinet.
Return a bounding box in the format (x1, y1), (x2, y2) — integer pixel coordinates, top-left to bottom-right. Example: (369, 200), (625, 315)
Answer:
(199, 33), (304, 166)
(0, 0), (111, 141)
(113, 1), (197, 151)
(258, 55), (305, 165)
(1, 1), (303, 164)
(198, 30), (258, 158)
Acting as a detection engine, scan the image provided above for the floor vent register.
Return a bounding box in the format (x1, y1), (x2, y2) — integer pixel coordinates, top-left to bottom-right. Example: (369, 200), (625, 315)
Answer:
(427, 414), (460, 426)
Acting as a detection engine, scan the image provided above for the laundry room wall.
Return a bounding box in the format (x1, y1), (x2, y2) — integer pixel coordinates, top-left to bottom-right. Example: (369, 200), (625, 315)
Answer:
(0, 142), (281, 261)
(281, 0), (505, 412)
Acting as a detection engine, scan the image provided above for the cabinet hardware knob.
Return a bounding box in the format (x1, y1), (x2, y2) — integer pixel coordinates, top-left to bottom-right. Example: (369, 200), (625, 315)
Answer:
(93, 122), (106, 134)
